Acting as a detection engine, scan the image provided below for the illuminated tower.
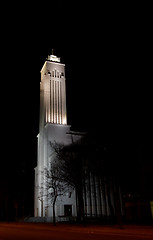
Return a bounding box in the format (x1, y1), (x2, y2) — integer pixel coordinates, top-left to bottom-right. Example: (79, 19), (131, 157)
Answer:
(40, 54), (67, 126)
(34, 54), (76, 219)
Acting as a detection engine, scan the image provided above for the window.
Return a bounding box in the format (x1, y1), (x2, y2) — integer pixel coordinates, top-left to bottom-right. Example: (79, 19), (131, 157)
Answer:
(64, 205), (72, 216)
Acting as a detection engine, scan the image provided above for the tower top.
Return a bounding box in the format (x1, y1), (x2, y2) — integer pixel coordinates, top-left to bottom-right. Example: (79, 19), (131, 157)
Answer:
(47, 54), (60, 63)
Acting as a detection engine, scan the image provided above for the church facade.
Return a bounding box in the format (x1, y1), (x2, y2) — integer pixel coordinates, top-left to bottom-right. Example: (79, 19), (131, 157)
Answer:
(34, 54), (124, 222)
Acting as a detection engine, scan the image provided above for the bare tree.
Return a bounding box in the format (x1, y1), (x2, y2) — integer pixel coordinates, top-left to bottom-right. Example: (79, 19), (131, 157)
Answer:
(47, 159), (68, 225)
(50, 140), (88, 223)
(43, 139), (124, 227)
(38, 156), (73, 225)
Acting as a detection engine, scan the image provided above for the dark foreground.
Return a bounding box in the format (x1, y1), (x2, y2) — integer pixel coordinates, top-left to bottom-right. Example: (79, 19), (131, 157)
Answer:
(0, 223), (153, 240)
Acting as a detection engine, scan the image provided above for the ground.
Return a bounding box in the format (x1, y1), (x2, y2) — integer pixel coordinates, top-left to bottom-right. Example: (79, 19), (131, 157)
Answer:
(0, 223), (153, 240)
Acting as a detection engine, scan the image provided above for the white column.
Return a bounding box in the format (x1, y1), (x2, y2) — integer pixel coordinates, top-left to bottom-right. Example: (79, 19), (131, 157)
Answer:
(53, 80), (56, 123)
(56, 81), (59, 124)
(61, 78), (67, 124)
(50, 79), (53, 123)
(59, 81), (61, 124)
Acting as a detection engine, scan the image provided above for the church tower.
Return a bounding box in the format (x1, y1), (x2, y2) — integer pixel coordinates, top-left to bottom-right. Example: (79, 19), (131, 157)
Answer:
(34, 54), (76, 219)
(40, 54), (67, 126)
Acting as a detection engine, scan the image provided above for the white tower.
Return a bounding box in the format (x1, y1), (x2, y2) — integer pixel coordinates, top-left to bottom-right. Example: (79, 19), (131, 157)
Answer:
(34, 54), (76, 220)
(40, 54), (67, 126)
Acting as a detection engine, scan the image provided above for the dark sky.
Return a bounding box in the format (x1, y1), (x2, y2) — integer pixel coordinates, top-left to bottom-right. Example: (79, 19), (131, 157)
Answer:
(1, 2), (152, 214)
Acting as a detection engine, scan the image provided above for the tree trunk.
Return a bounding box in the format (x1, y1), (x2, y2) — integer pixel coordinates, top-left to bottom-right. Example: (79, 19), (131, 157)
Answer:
(53, 196), (57, 226)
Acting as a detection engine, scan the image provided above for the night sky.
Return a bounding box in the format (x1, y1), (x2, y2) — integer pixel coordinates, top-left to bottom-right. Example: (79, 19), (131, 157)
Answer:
(1, 2), (152, 217)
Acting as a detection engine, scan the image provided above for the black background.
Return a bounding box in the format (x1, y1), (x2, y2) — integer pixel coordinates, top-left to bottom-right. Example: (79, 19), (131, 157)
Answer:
(0, 1), (152, 217)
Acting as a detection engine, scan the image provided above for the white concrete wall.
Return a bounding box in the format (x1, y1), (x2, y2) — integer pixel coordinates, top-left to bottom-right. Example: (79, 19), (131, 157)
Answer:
(35, 123), (78, 218)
